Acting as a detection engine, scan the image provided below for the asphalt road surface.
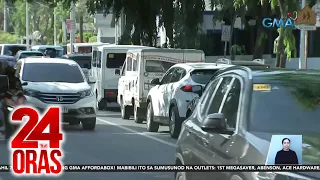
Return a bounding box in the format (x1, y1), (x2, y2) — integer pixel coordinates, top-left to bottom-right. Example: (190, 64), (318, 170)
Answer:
(0, 109), (177, 180)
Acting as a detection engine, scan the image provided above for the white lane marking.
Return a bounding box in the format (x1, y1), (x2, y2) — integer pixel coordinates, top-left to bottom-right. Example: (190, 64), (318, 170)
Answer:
(97, 118), (176, 147)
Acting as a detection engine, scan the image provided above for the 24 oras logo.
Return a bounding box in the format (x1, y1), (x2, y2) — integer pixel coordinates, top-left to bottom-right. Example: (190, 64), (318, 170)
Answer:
(9, 106), (64, 176)
(262, 11), (298, 28)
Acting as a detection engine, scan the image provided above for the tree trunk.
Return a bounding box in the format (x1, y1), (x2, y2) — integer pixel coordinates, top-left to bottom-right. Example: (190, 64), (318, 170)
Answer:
(32, 0), (37, 31)
(4, 0), (9, 32)
(79, 14), (83, 42)
(276, 0), (287, 68)
(252, 1), (269, 59)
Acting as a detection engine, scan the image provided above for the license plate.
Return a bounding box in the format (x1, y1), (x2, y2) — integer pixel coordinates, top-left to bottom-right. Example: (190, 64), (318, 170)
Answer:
(62, 107), (68, 113)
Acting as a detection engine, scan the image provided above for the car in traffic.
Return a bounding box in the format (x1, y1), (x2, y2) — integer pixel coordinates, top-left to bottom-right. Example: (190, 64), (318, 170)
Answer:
(0, 44), (27, 56)
(0, 55), (17, 67)
(175, 66), (320, 180)
(61, 53), (92, 79)
(186, 59), (270, 117)
(15, 58), (97, 130)
(15, 50), (44, 60)
(31, 45), (64, 58)
(146, 63), (230, 138)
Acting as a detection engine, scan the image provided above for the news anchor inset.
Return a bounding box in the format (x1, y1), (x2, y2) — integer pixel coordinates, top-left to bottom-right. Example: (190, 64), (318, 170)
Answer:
(275, 138), (298, 164)
(266, 135), (302, 165)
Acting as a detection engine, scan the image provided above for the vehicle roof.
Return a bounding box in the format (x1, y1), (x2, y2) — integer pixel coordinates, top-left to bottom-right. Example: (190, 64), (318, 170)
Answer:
(68, 42), (109, 46)
(31, 45), (63, 49)
(128, 48), (203, 53)
(251, 68), (320, 77)
(229, 60), (269, 66)
(23, 58), (77, 64)
(99, 45), (150, 50)
(174, 63), (233, 71)
(0, 55), (16, 59)
(63, 53), (91, 57)
(0, 44), (27, 46)
(18, 50), (43, 53)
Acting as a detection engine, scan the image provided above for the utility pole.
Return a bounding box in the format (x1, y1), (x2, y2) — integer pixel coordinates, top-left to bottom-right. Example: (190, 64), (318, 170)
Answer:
(26, 1), (30, 50)
(53, 0), (57, 45)
(299, 0), (307, 69)
(70, 1), (75, 53)
(4, 0), (9, 32)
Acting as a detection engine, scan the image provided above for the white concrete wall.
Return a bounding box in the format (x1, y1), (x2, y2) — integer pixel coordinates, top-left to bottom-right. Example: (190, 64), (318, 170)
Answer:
(94, 13), (115, 43)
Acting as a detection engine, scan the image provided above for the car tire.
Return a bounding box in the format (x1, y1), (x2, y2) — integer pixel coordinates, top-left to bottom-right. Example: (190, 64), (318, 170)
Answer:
(169, 106), (182, 139)
(121, 99), (130, 119)
(175, 172), (187, 180)
(134, 103), (144, 124)
(146, 102), (159, 132)
(82, 118), (96, 130)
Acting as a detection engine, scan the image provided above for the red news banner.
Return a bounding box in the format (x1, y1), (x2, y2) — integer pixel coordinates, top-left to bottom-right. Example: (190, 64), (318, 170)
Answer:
(1, 165), (320, 172)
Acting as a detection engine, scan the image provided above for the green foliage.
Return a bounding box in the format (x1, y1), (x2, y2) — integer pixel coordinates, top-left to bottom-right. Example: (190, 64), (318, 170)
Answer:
(231, 44), (246, 55)
(88, 36), (97, 42)
(0, 31), (19, 43)
(75, 32), (96, 42)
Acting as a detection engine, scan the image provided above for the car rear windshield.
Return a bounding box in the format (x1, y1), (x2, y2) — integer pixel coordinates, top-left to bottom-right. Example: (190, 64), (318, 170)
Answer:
(78, 46), (92, 53)
(22, 63), (84, 83)
(66, 56), (91, 69)
(190, 69), (218, 84)
(106, 53), (126, 68)
(3, 45), (26, 56)
(20, 52), (43, 58)
(249, 80), (320, 134)
(145, 60), (175, 72)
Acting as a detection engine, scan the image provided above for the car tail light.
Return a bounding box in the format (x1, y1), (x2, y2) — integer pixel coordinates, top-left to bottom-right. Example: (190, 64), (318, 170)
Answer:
(181, 85), (193, 92)
(106, 91), (114, 96)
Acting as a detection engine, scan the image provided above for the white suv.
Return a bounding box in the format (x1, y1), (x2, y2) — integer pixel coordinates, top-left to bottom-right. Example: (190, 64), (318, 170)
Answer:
(15, 58), (97, 130)
(146, 63), (231, 138)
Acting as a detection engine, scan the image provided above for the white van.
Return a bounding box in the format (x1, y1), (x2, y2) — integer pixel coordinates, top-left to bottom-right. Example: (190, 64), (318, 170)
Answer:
(91, 45), (151, 110)
(31, 45), (64, 57)
(117, 48), (205, 121)
(67, 43), (110, 54)
(0, 44), (27, 56)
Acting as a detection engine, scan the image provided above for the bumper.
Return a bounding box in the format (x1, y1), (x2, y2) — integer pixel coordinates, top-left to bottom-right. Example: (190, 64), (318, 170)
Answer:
(25, 95), (96, 122)
(103, 89), (117, 103)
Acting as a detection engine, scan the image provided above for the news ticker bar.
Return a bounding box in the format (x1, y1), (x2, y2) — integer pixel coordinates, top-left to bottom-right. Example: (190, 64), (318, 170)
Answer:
(1, 165), (320, 172)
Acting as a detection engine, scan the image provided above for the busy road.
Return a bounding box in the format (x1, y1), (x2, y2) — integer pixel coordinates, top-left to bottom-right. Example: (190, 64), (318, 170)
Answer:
(0, 109), (176, 180)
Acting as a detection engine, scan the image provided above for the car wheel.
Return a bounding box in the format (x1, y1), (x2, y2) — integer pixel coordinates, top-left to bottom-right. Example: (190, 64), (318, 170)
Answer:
(146, 102), (159, 132)
(82, 118), (96, 130)
(69, 121), (80, 126)
(169, 106), (181, 139)
(97, 92), (105, 110)
(175, 172), (186, 180)
(134, 103), (144, 124)
(121, 98), (130, 119)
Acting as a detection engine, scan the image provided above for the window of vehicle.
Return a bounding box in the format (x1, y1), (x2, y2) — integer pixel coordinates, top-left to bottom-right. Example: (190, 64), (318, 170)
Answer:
(219, 78), (241, 129)
(249, 81), (320, 134)
(97, 51), (101, 68)
(127, 57), (132, 71)
(22, 63), (84, 83)
(106, 53), (126, 68)
(19, 52), (43, 59)
(67, 55), (91, 69)
(92, 51), (97, 67)
(121, 61), (127, 76)
(206, 77), (233, 115)
(161, 68), (175, 84)
(170, 68), (185, 83)
(3, 45), (26, 56)
(132, 56), (138, 71)
(0, 46), (2, 54)
(145, 60), (175, 73)
(78, 46), (92, 53)
(191, 69), (218, 84)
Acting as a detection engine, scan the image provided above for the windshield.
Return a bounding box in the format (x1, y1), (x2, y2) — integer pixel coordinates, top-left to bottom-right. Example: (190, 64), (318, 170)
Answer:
(19, 52), (43, 59)
(78, 46), (92, 53)
(67, 56), (91, 69)
(249, 81), (320, 134)
(145, 60), (175, 72)
(22, 63), (84, 83)
(191, 69), (218, 84)
(37, 48), (63, 58)
(3, 45), (26, 56)
(106, 53), (126, 68)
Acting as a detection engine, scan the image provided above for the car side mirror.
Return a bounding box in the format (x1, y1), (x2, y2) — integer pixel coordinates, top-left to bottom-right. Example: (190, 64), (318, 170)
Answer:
(88, 76), (96, 84)
(192, 85), (203, 96)
(150, 78), (160, 85)
(21, 82), (28, 86)
(201, 113), (227, 132)
(115, 69), (120, 75)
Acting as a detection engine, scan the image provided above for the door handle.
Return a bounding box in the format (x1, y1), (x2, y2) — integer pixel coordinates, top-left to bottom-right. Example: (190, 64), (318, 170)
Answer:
(202, 138), (209, 146)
